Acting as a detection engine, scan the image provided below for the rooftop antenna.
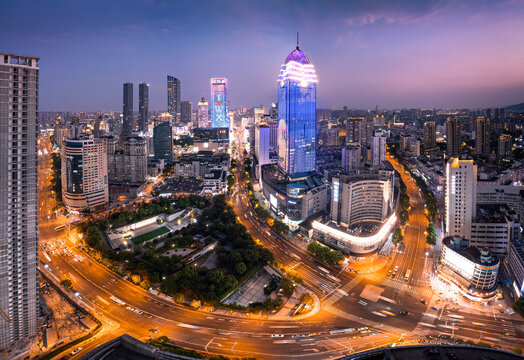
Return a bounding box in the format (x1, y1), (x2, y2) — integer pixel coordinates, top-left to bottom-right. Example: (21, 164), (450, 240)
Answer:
(296, 32), (300, 49)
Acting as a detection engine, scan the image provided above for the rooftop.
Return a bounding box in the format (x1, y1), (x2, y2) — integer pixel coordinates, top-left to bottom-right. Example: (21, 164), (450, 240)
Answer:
(284, 46), (310, 65)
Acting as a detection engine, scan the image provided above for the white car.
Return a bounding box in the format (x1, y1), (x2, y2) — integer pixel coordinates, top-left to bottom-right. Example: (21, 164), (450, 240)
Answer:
(271, 334), (284, 338)
(70, 347), (83, 355)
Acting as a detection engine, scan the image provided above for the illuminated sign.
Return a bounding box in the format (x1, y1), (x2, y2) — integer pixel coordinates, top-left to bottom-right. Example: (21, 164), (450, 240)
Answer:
(270, 194), (277, 208)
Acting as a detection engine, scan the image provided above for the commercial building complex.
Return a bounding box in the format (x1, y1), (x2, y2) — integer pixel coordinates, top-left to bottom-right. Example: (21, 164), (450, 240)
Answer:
(0, 52), (39, 351)
(61, 136), (109, 212)
(310, 170), (398, 255)
(210, 78), (228, 128)
(439, 236), (499, 300)
(277, 43), (317, 177)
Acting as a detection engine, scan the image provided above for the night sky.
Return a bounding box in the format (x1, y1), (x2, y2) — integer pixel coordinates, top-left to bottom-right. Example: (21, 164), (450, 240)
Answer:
(2, 0), (524, 111)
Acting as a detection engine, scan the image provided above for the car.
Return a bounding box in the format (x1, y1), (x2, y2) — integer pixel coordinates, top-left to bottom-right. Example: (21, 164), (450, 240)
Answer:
(144, 313), (153, 318)
(70, 347), (83, 355)
(399, 310), (409, 316)
(394, 266), (399, 271)
(271, 334), (284, 338)
(149, 329), (159, 333)
(431, 306), (440, 311)
(387, 270), (392, 276)
(420, 299), (427, 305)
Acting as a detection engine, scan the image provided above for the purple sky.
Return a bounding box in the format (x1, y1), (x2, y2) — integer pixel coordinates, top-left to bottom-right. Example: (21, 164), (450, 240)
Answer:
(2, 0), (524, 111)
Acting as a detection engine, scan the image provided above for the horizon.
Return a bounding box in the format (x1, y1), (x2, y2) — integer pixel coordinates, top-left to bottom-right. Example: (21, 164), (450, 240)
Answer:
(3, 0), (524, 111)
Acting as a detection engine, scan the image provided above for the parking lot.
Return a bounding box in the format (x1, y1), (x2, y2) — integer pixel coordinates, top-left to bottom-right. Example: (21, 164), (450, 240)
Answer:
(154, 176), (203, 195)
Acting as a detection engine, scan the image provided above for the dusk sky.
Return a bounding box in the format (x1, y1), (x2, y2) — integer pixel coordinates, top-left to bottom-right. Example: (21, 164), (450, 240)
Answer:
(2, 0), (524, 111)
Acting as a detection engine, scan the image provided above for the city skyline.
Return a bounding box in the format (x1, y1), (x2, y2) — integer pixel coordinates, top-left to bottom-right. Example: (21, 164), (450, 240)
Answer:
(2, 1), (524, 111)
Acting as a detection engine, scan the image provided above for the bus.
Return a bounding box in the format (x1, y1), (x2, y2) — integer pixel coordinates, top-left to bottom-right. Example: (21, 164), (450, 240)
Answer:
(404, 269), (412, 281)
(109, 296), (126, 306)
(380, 310), (396, 317)
(55, 225), (66, 232)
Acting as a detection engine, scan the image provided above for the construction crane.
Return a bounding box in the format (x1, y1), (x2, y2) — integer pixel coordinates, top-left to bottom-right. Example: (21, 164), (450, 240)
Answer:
(0, 306), (11, 323)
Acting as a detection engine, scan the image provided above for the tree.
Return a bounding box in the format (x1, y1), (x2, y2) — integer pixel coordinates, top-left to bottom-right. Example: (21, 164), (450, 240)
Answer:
(280, 278), (295, 297)
(234, 262), (247, 275)
(392, 228), (403, 246)
(173, 293), (184, 304)
(300, 293), (314, 305)
(426, 224), (437, 245)
(513, 296), (524, 317)
(61, 279), (72, 289)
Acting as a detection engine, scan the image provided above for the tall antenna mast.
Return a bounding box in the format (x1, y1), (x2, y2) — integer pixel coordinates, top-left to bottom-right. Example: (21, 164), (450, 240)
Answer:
(296, 32), (300, 49)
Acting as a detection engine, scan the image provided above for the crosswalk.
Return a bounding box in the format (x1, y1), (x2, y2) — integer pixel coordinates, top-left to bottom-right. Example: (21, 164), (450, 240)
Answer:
(322, 276), (364, 306)
(363, 273), (433, 299)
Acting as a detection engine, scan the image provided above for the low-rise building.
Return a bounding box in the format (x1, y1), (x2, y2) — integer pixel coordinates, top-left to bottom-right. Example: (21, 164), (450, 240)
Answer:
(476, 184), (524, 219)
(439, 236), (499, 301)
(173, 151), (229, 178)
(261, 165), (328, 227)
(203, 169), (227, 195)
(470, 204), (520, 256)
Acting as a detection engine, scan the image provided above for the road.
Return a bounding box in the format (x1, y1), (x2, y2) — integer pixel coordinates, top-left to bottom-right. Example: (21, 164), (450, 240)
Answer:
(35, 132), (524, 359)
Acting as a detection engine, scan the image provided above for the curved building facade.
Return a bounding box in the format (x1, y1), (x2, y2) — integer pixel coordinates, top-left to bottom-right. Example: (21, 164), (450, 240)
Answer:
(312, 170), (398, 256)
(439, 236), (499, 300)
(61, 137), (108, 212)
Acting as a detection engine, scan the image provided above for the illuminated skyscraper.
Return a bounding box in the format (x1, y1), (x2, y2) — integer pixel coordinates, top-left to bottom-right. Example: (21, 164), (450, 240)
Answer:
(210, 78), (228, 128)
(167, 75), (180, 125)
(475, 116), (490, 155)
(122, 82), (133, 136)
(138, 83), (149, 132)
(197, 96), (209, 128)
(277, 39), (317, 176)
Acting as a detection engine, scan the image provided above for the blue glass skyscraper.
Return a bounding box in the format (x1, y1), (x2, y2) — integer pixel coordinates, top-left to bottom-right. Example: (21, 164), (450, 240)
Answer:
(210, 78), (229, 128)
(277, 42), (317, 177)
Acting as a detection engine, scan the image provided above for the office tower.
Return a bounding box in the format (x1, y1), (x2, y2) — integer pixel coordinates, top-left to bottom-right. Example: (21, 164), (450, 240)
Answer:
(107, 136), (148, 185)
(167, 75), (180, 125)
(446, 117), (461, 156)
(122, 82), (133, 136)
(197, 97), (209, 128)
(498, 134), (512, 158)
(345, 117), (364, 144)
(475, 116), (490, 155)
(445, 158), (477, 239)
(371, 130), (386, 165)
(180, 101), (192, 124)
(341, 145), (361, 172)
(277, 41), (317, 176)
(153, 121), (173, 164)
(0, 53), (39, 350)
(138, 83), (149, 132)
(62, 136), (108, 212)
(255, 124), (271, 167)
(210, 78), (229, 128)
(423, 121), (436, 150)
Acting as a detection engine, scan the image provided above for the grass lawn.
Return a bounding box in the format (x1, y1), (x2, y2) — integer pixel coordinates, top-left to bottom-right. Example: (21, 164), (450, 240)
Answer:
(132, 226), (171, 245)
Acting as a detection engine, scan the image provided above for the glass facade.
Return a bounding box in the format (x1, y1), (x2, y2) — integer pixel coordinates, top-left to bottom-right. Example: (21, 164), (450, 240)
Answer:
(154, 121), (173, 164)
(277, 47), (317, 176)
(167, 75), (180, 125)
(210, 78), (228, 128)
